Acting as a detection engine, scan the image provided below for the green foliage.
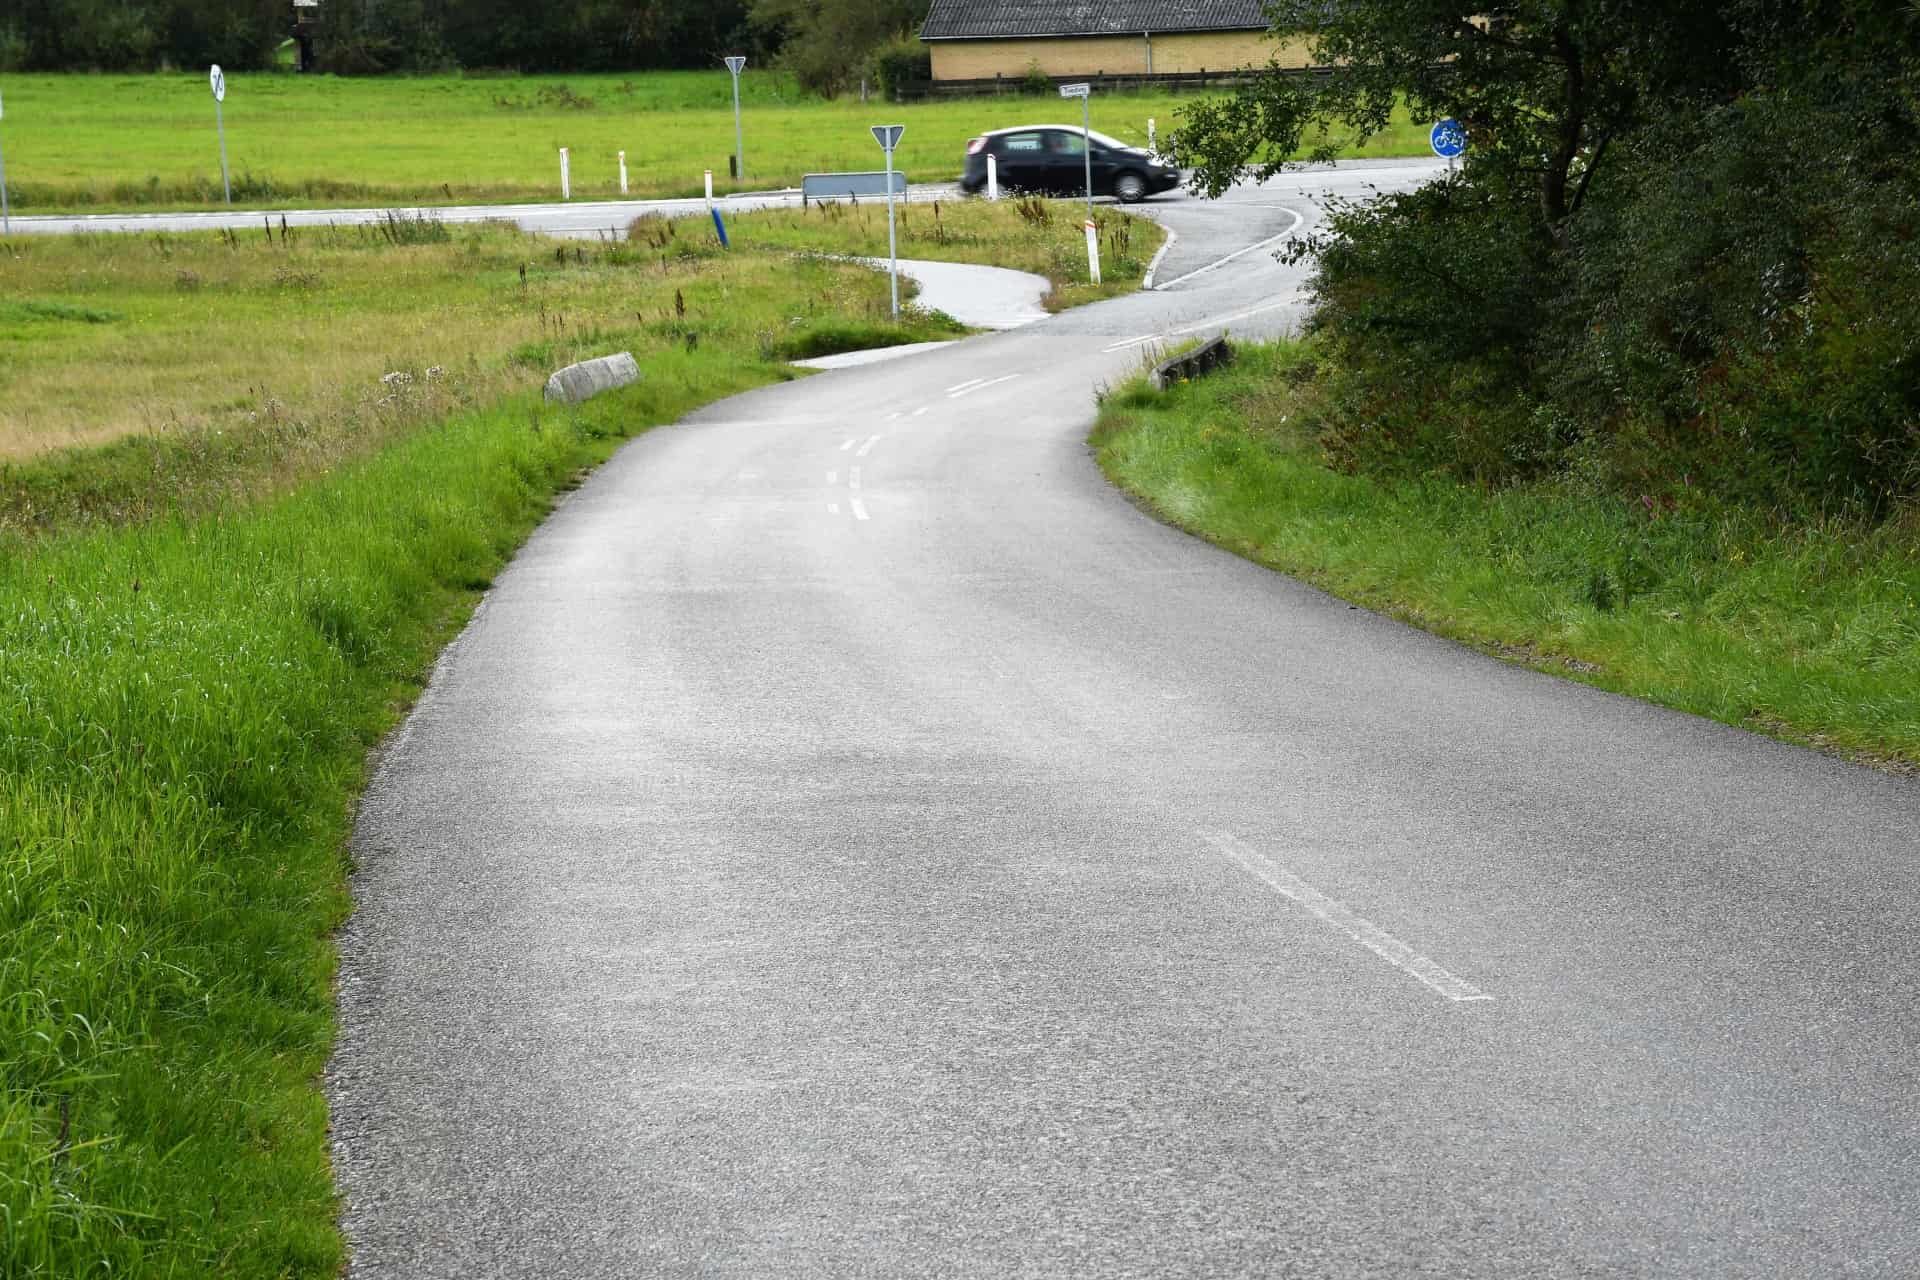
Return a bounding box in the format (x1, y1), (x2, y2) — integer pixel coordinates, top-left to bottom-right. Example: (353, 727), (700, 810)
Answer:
(1180, 1), (1741, 230)
(866, 34), (930, 99)
(1193, 0), (1920, 516)
(751, 0), (930, 96)
(0, 24), (29, 71)
(3, 0), (759, 73)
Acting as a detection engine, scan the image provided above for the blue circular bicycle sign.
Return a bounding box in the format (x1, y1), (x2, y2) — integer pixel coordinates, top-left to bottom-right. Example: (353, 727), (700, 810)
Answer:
(1430, 119), (1467, 159)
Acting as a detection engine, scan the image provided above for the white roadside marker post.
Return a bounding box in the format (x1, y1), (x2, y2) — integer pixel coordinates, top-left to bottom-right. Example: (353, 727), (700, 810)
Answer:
(559, 147), (570, 200)
(704, 168), (714, 203)
(210, 65), (231, 205)
(1085, 220), (1102, 284)
(871, 124), (906, 317)
(986, 152), (998, 201)
(618, 150), (628, 195)
(0, 86), (10, 235)
(724, 55), (747, 183)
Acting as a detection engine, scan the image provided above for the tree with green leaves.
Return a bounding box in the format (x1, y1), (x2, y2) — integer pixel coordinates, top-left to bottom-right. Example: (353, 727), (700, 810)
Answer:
(749, 0), (929, 95)
(1183, 2), (1920, 514)
(1181, 2), (1743, 239)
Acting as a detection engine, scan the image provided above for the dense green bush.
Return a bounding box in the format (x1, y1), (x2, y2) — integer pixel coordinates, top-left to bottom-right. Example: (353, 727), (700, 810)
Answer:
(1288, 42), (1920, 515)
(1551, 86), (1920, 511)
(750, 0), (929, 97)
(1186, 0), (1920, 521)
(867, 34), (930, 99)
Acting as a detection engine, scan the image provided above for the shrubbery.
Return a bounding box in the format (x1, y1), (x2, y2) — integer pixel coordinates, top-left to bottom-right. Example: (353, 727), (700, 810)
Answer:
(1185, 2), (1920, 521)
(867, 34), (930, 99)
(1295, 73), (1920, 517)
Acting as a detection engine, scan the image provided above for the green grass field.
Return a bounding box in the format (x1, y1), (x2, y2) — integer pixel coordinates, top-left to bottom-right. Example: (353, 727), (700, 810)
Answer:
(1092, 342), (1920, 772)
(0, 69), (1431, 212)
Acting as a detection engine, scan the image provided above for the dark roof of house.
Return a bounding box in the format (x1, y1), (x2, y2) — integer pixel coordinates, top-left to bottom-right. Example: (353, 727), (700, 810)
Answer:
(920, 0), (1270, 40)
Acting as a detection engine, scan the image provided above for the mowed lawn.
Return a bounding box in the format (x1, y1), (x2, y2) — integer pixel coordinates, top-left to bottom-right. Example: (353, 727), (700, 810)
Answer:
(0, 69), (1431, 212)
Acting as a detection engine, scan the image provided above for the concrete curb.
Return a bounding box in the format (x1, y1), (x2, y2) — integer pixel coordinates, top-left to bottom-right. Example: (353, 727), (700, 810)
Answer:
(1142, 226), (1179, 290)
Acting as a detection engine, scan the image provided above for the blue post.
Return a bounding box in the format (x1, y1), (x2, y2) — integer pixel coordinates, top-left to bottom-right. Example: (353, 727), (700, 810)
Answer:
(711, 206), (729, 248)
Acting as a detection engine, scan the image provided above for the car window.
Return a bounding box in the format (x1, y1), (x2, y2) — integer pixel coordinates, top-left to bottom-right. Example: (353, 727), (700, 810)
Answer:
(999, 133), (1044, 153)
(1050, 131), (1086, 156)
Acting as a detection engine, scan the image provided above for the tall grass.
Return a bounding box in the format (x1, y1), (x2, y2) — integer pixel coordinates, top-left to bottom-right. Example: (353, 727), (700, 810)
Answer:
(0, 70), (1433, 213)
(1092, 342), (1920, 770)
(0, 217), (963, 478)
(0, 368), (796, 1275)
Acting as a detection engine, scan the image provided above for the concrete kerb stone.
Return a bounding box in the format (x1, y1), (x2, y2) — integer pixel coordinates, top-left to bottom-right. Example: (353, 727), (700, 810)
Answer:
(544, 352), (641, 405)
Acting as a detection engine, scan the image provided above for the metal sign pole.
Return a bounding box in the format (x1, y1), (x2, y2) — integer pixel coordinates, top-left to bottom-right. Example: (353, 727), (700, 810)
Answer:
(725, 56), (747, 182)
(211, 65), (231, 205)
(886, 142), (899, 317)
(871, 124), (905, 317)
(1082, 92), (1093, 223)
(1060, 82), (1094, 221)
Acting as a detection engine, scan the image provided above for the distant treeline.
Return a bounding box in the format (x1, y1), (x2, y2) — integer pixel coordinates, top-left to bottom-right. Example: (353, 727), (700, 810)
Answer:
(0, 0), (929, 87)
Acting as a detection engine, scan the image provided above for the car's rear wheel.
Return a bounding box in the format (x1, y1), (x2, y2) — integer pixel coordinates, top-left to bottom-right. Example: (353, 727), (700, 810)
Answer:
(1113, 172), (1148, 203)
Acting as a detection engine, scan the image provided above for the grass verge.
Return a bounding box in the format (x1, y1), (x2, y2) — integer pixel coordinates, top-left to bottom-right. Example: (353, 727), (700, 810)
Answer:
(639, 194), (1165, 311)
(1091, 341), (1920, 772)
(0, 70), (1433, 213)
(0, 382), (747, 1276)
(2, 200), (1161, 1274)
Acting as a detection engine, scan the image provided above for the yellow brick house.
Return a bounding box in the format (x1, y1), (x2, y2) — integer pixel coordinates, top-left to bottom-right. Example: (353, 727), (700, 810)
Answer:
(918, 0), (1313, 83)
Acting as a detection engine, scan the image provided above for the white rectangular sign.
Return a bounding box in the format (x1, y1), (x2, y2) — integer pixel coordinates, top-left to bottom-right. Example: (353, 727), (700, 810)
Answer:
(1059, 82), (1091, 99)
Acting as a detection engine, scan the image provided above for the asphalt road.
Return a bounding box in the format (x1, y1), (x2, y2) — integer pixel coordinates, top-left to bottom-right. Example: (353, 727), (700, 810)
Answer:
(4, 182), (966, 240)
(328, 161), (1920, 1278)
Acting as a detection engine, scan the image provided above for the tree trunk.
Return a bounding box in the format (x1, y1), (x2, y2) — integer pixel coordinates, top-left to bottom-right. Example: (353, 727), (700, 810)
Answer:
(1543, 20), (1585, 238)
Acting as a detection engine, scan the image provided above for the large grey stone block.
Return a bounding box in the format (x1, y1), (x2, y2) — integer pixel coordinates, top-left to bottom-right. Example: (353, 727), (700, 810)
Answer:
(543, 352), (641, 405)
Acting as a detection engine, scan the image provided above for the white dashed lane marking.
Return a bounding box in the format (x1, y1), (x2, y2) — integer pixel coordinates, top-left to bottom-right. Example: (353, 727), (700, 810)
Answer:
(948, 374), (1020, 399)
(1201, 831), (1494, 1004)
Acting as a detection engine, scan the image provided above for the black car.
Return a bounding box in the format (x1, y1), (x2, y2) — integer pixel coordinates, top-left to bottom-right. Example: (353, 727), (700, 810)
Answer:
(959, 125), (1180, 203)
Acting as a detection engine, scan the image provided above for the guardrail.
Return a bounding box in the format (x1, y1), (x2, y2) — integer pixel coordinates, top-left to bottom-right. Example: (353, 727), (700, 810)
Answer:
(1149, 336), (1232, 391)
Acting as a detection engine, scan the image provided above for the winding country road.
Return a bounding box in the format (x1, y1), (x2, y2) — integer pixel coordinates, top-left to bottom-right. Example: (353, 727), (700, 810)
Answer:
(324, 163), (1920, 1278)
